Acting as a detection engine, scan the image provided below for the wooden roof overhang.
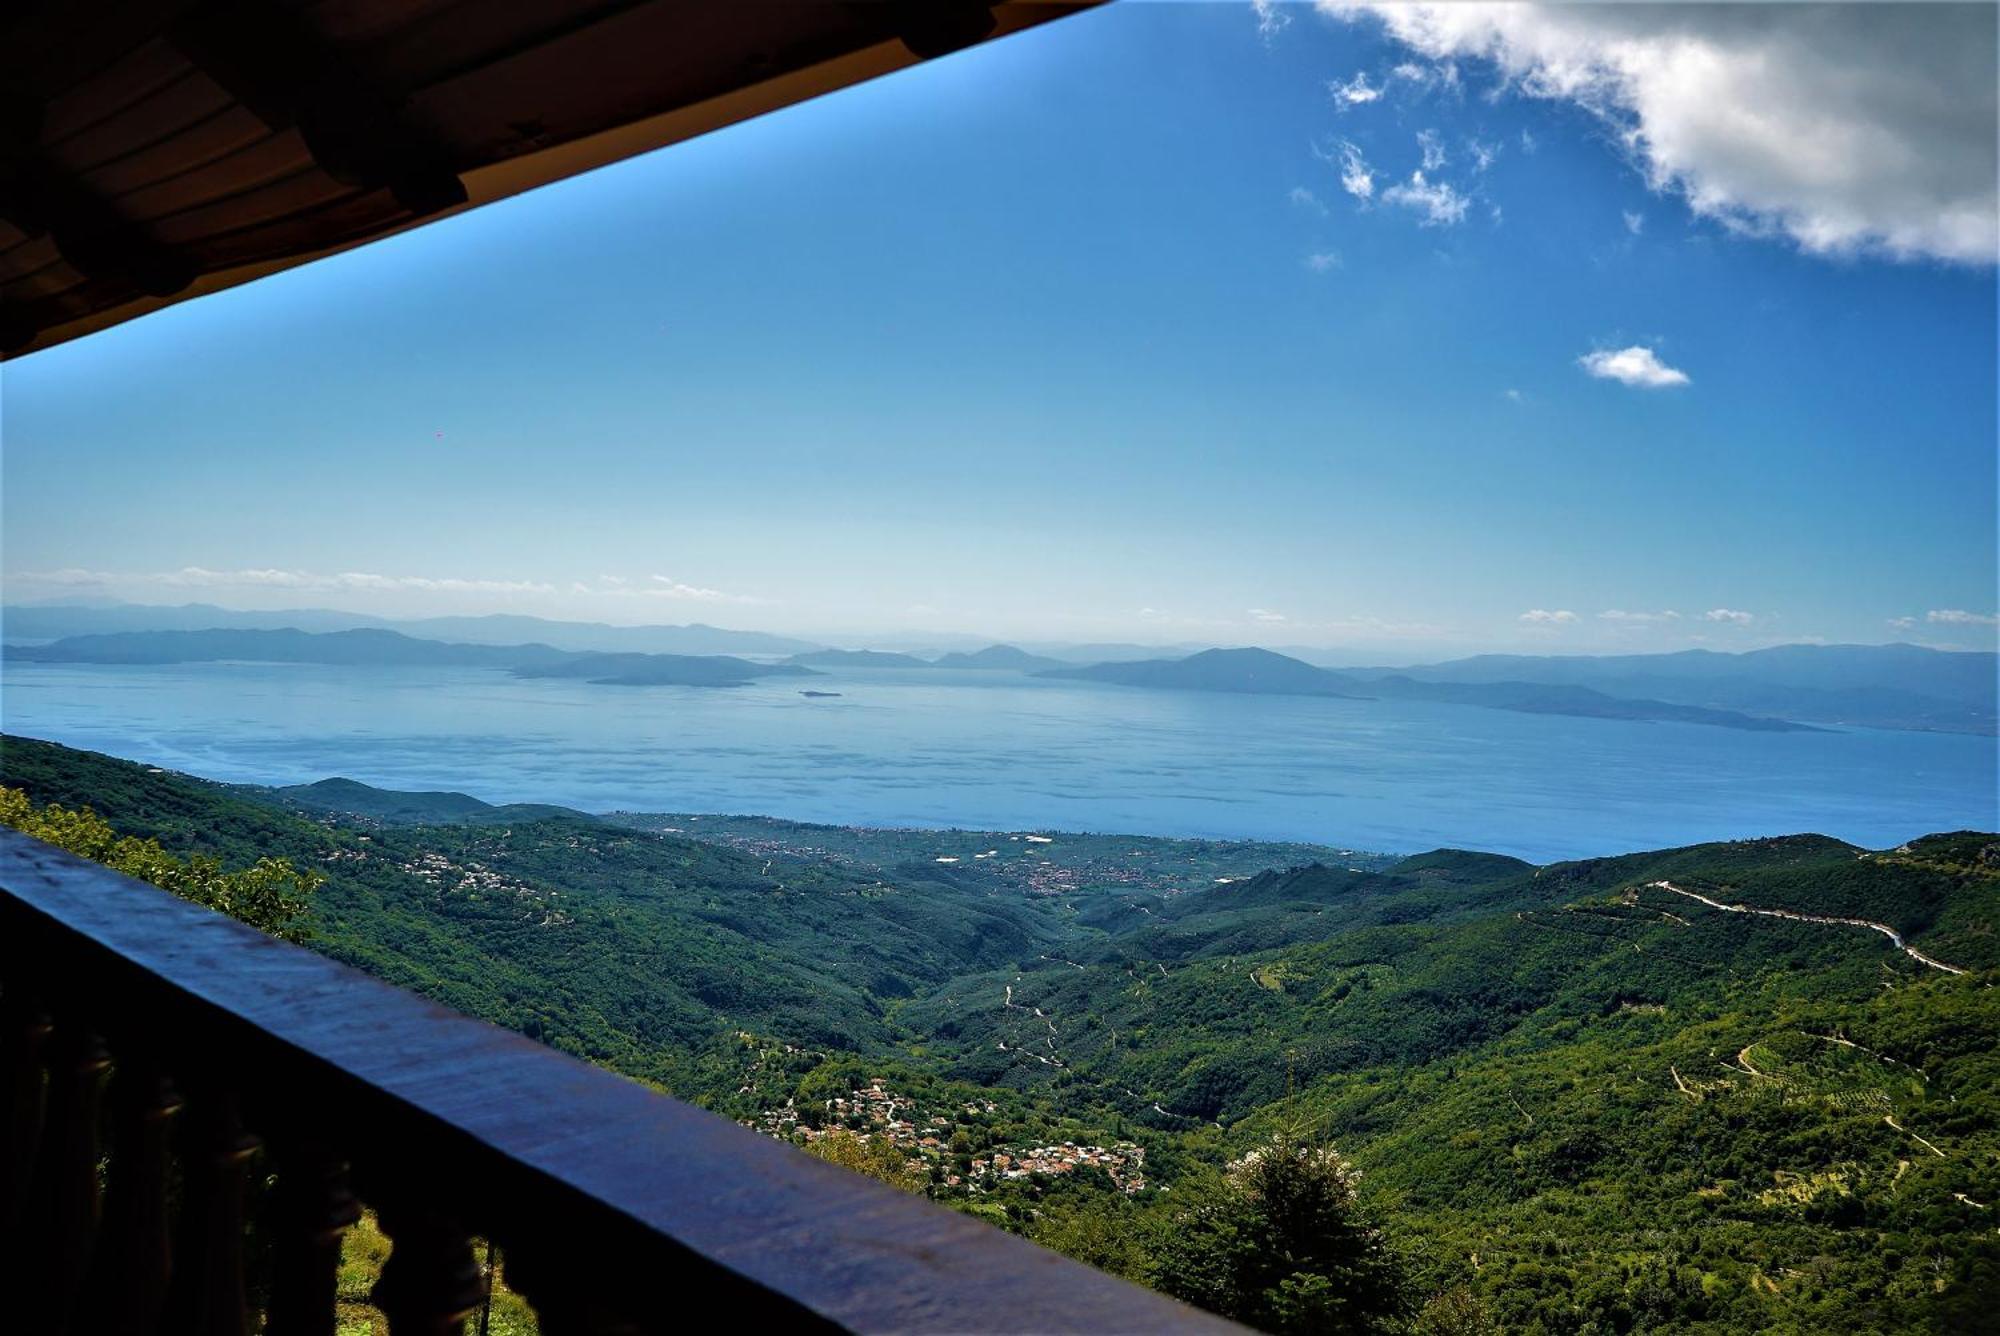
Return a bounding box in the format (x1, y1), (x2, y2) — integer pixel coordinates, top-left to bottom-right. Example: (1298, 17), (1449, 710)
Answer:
(0, 0), (1098, 358)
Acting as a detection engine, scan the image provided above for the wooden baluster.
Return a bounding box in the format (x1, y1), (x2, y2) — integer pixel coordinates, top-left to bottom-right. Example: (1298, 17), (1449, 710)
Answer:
(15, 1019), (112, 1333)
(503, 1241), (648, 1336)
(75, 1061), (184, 1336)
(371, 1199), (484, 1336)
(161, 1089), (261, 1336)
(265, 1141), (361, 1336)
(0, 991), (51, 1246)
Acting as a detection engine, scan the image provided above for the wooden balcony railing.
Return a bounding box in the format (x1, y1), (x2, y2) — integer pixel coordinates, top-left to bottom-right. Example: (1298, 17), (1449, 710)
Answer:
(0, 828), (1239, 1334)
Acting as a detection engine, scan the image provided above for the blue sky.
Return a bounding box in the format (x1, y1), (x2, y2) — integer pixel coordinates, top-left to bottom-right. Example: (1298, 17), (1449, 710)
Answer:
(4, 2), (1995, 656)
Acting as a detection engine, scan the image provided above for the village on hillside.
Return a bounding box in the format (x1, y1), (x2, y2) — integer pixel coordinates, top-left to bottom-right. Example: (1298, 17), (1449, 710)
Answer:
(753, 1076), (1148, 1194)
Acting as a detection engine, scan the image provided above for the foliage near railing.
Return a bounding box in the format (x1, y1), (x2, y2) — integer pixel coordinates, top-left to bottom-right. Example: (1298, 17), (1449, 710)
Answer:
(0, 785), (318, 942)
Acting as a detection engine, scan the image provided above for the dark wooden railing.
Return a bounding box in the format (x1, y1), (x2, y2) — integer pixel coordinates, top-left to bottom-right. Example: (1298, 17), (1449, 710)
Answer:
(0, 829), (1240, 1334)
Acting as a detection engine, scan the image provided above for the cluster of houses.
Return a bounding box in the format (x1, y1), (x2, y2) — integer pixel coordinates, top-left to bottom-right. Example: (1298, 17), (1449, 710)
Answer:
(969, 1140), (1148, 1192)
(393, 849), (574, 926)
(753, 1077), (1147, 1194)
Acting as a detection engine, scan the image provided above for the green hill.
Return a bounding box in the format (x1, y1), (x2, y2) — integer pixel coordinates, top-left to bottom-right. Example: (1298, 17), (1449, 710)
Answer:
(0, 735), (1064, 1073)
(265, 777), (587, 826)
(3, 732), (1994, 1334)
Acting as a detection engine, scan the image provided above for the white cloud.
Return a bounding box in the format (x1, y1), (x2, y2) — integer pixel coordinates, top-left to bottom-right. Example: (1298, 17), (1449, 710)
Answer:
(9, 566), (560, 596)
(1381, 171), (1469, 226)
(1578, 345), (1689, 389)
(1322, 3), (1998, 264)
(5, 566), (768, 605)
(1417, 128), (1448, 171)
(1704, 608), (1755, 625)
(1519, 608), (1579, 625)
(1329, 72), (1383, 107)
(6, 567), (106, 587)
(1927, 609), (2000, 627)
(1251, 0), (1291, 43)
(1502, 388), (1524, 404)
(1304, 251), (1342, 273)
(1325, 138), (1375, 200)
(644, 574), (762, 604)
(1622, 210), (1645, 235)
(1289, 185), (1329, 215)
(1247, 608), (1289, 623)
(1467, 138), (1498, 173)
(1389, 59), (1460, 95)
(1598, 609), (1682, 624)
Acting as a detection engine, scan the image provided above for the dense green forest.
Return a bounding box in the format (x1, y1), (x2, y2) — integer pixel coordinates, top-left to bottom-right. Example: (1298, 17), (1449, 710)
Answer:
(3, 733), (1995, 1333)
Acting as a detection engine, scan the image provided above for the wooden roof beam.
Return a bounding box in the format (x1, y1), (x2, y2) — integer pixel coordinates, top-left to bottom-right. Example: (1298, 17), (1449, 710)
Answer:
(168, 0), (465, 215)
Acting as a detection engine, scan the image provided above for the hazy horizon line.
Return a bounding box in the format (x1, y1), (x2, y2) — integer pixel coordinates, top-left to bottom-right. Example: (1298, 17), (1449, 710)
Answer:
(4, 594), (1992, 662)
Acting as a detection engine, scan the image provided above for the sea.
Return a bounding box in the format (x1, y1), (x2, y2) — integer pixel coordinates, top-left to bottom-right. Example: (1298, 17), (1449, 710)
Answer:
(1, 662), (1993, 863)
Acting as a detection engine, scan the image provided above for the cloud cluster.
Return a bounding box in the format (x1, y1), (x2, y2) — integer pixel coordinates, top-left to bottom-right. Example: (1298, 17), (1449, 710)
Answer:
(1323, 138), (1375, 200)
(1324, 2), (1999, 264)
(1381, 170), (1469, 226)
(1922, 609), (1999, 628)
(1389, 59), (1460, 97)
(1416, 129), (1448, 172)
(9, 567), (766, 605)
(1520, 607), (1761, 631)
(1329, 72), (1383, 107)
(1579, 346), (1688, 389)
(1251, 0), (1290, 44)
(14, 566), (558, 596)
(639, 574), (758, 604)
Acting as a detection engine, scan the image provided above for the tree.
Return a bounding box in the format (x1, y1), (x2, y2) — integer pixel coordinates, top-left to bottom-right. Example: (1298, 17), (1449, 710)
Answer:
(802, 1129), (930, 1195)
(1153, 1125), (1408, 1335)
(0, 786), (318, 942)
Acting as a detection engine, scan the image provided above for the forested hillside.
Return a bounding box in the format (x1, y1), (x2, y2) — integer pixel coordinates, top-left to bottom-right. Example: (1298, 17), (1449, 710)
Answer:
(3, 733), (1994, 1333)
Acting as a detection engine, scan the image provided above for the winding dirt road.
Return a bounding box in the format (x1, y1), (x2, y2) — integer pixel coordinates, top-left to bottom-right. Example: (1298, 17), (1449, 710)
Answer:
(1649, 881), (1968, 975)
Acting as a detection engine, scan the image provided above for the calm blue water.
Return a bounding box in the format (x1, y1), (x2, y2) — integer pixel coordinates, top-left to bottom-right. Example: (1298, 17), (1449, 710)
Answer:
(1, 662), (1993, 861)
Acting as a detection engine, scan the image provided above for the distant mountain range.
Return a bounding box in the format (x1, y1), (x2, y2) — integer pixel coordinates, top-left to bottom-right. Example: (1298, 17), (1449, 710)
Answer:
(4, 628), (814, 688)
(5, 627), (563, 668)
(1039, 648), (1821, 732)
(4, 611), (1990, 735)
(516, 653), (818, 687)
(932, 645), (1067, 671)
(0, 601), (822, 657)
(785, 649), (934, 669)
(1339, 643), (1997, 736)
(1043, 647), (1366, 697)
